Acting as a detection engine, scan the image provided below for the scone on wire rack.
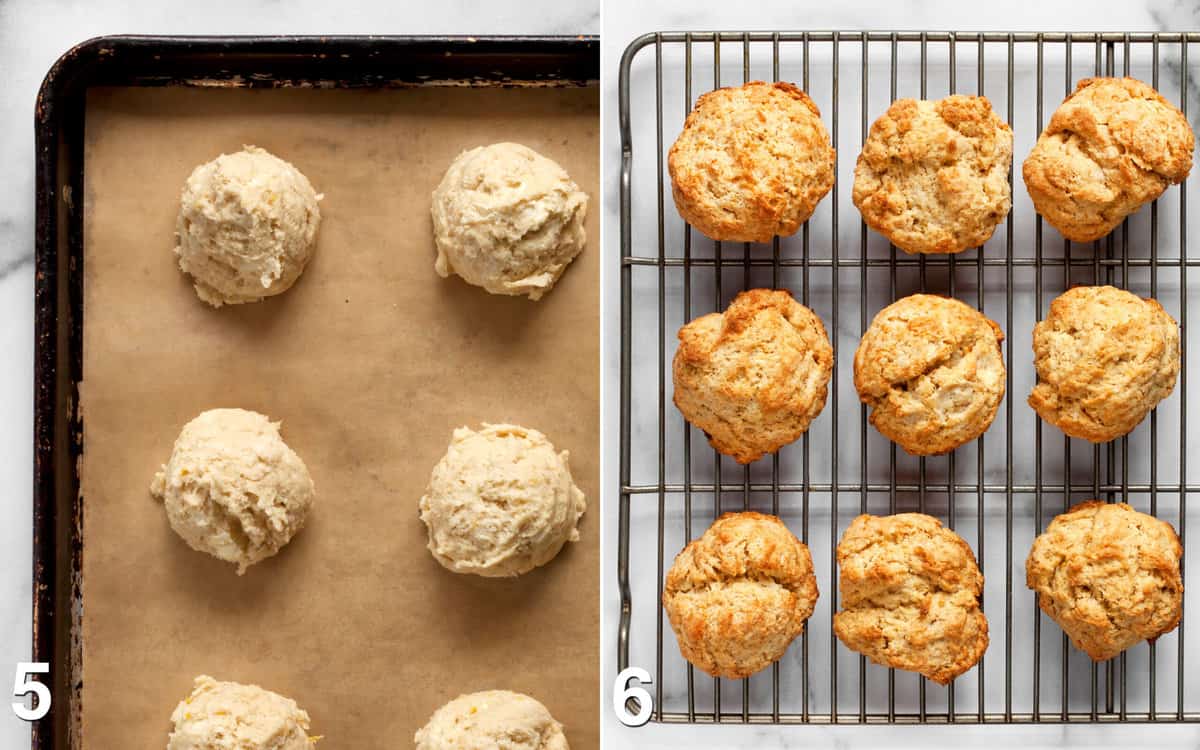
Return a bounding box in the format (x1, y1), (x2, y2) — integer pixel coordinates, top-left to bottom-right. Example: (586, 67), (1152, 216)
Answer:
(1027, 501), (1182, 662)
(853, 294), (1006, 456)
(853, 95), (1013, 255)
(1022, 77), (1193, 243)
(1028, 285), (1179, 443)
(662, 512), (819, 680)
(672, 288), (833, 464)
(833, 513), (988, 685)
(668, 81), (835, 242)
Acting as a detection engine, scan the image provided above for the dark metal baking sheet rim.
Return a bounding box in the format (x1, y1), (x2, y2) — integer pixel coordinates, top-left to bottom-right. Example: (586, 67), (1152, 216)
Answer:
(32, 33), (599, 750)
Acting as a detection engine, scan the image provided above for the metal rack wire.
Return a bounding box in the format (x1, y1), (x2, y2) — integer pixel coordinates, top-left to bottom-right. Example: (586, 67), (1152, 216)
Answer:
(617, 31), (1200, 725)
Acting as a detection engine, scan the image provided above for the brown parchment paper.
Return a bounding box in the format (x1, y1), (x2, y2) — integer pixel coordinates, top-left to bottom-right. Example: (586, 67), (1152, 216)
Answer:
(80, 85), (599, 748)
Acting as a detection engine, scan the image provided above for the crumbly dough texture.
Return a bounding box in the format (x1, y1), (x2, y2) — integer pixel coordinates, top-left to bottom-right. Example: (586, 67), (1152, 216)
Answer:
(150, 408), (314, 575)
(853, 294), (1006, 456)
(1022, 77), (1194, 242)
(167, 675), (315, 750)
(668, 81), (836, 242)
(1026, 501), (1183, 661)
(1029, 285), (1179, 442)
(176, 145), (322, 307)
(673, 289), (834, 464)
(414, 690), (568, 750)
(853, 95), (1013, 254)
(432, 142), (588, 300)
(419, 423), (586, 577)
(662, 512), (819, 679)
(833, 513), (989, 685)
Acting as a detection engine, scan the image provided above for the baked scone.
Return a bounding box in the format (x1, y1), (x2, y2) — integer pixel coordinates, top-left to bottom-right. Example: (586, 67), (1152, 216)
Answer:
(432, 142), (587, 300)
(176, 146), (321, 307)
(1029, 285), (1179, 442)
(168, 675), (316, 750)
(833, 513), (988, 685)
(1026, 501), (1183, 661)
(1022, 77), (1194, 242)
(668, 81), (835, 242)
(854, 294), (1005, 455)
(662, 512), (818, 679)
(853, 95), (1013, 254)
(415, 690), (568, 750)
(150, 408), (314, 575)
(673, 288), (833, 464)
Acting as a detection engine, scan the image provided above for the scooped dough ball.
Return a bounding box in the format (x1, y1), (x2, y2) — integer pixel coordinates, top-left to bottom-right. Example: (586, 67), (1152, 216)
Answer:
(150, 408), (314, 574)
(431, 142), (588, 300)
(415, 690), (568, 750)
(168, 675), (315, 750)
(419, 423), (586, 577)
(176, 145), (322, 307)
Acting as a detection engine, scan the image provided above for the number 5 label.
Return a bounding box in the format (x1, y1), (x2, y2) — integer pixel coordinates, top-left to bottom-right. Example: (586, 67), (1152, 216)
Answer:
(12, 663), (50, 721)
(612, 666), (652, 727)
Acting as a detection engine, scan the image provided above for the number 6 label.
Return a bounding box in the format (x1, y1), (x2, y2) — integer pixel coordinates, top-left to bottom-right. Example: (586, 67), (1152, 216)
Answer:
(12, 662), (50, 721)
(612, 666), (652, 727)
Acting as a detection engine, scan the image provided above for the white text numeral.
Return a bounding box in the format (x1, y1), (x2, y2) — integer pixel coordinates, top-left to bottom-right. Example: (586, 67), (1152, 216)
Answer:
(12, 662), (50, 722)
(612, 666), (652, 727)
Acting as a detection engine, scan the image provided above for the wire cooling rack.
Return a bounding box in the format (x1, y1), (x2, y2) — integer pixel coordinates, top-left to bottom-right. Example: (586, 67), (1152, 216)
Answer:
(617, 31), (1200, 725)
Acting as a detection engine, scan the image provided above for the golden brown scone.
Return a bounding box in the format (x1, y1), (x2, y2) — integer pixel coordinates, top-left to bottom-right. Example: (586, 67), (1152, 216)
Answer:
(1022, 77), (1194, 242)
(1029, 285), (1179, 443)
(1026, 501), (1182, 661)
(853, 95), (1013, 255)
(662, 512), (819, 679)
(673, 289), (834, 464)
(833, 513), (988, 685)
(853, 294), (1005, 456)
(668, 81), (835, 242)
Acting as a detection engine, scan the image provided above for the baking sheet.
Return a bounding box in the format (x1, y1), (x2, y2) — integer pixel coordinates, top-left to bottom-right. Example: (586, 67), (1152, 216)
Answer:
(80, 85), (599, 748)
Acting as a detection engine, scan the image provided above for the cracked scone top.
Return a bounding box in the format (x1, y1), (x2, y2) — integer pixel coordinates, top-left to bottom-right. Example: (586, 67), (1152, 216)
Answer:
(415, 690), (568, 750)
(1029, 285), (1179, 442)
(668, 81), (835, 242)
(662, 512), (819, 679)
(419, 424), (586, 577)
(853, 95), (1013, 254)
(672, 289), (833, 464)
(854, 294), (1005, 456)
(176, 146), (321, 307)
(431, 142), (588, 300)
(150, 408), (314, 575)
(167, 675), (316, 750)
(1027, 501), (1182, 661)
(1022, 77), (1194, 242)
(833, 513), (988, 685)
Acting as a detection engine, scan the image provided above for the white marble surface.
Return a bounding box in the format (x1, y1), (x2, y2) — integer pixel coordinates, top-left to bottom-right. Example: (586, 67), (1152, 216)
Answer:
(0, 1), (597, 747)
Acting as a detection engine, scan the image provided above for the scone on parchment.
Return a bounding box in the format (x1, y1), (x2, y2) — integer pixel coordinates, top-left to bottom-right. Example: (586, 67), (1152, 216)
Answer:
(1027, 501), (1182, 661)
(668, 81), (835, 242)
(853, 95), (1013, 254)
(415, 690), (568, 750)
(1029, 285), (1179, 443)
(662, 512), (818, 679)
(833, 513), (988, 685)
(168, 675), (317, 750)
(1022, 77), (1193, 242)
(673, 288), (834, 464)
(854, 294), (1006, 456)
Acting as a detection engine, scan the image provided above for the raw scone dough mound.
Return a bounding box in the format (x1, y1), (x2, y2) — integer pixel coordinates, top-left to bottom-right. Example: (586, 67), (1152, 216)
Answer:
(1027, 501), (1182, 661)
(168, 675), (315, 750)
(1022, 77), (1194, 242)
(415, 690), (568, 750)
(662, 512), (819, 679)
(854, 294), (1006, 456)
(833, 513), (989, 685)
(1029, 285), (1179, 442)
(853, 95), (1013, 254)
(673, 288), (834, 464)
(176, 145), (321, 307)
(668, 81), (835, 242)
(419, 423), (586, 577)
(150, 408), (314, 575)
(431, 142), (588, 300)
